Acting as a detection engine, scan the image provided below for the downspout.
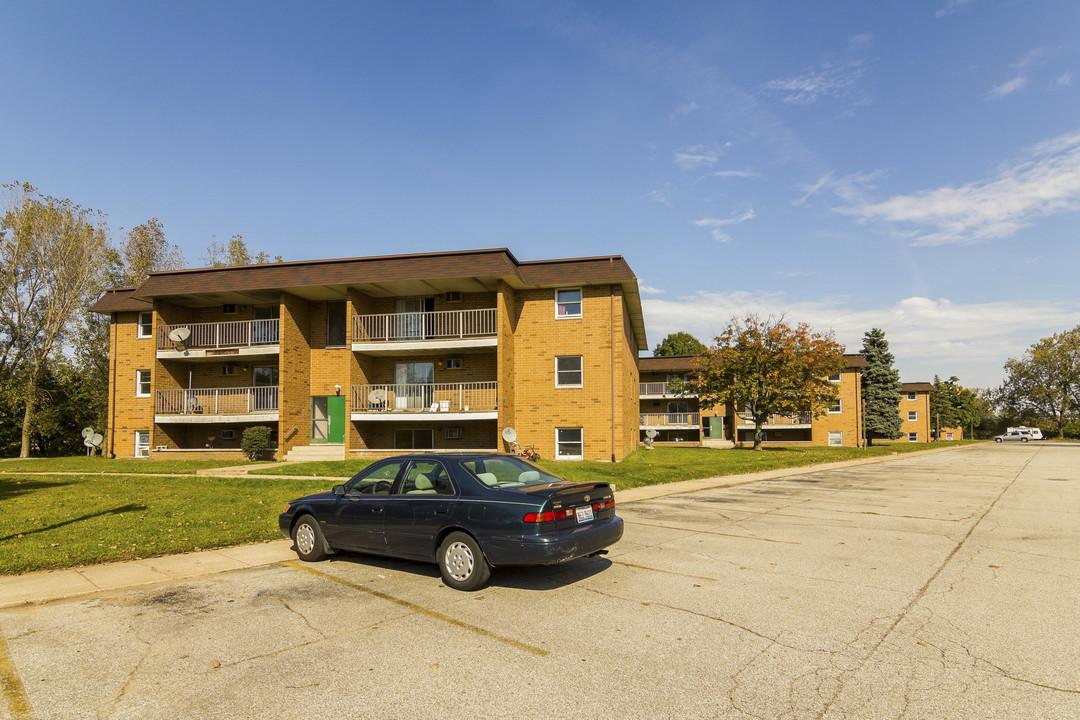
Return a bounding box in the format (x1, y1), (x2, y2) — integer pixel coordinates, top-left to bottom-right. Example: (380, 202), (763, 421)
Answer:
(610, 285), (616, 462)
(109, 312), (117, 458)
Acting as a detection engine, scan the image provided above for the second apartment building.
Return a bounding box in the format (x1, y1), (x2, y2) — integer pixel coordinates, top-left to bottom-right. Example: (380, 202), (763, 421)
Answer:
(92, 249), (647, 462)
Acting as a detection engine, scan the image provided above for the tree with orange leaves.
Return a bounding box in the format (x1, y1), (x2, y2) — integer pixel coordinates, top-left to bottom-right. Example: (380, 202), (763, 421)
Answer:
(679, 315), (846, 450)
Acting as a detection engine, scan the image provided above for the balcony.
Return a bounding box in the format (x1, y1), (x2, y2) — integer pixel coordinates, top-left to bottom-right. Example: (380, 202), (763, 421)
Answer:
(352, 309), (497, 355)
(352, 381), (497, 421)
(640, 412), (701, 428)
(737, 411), (813, 428)
(157, 320), (280, 360)
(639, 381), (696, 398)
(155, 387), (279, 423)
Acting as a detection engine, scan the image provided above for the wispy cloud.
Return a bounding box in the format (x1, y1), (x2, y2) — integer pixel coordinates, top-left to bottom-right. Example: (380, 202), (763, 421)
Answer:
(776, 270), (821, 278)
(673, 143), (732, 170)
(643, 290), (1080, 387)
(712, 169), (760, 179)
(690, 207), (756, 242)
(763, 34), (873, 107)
(935, 0), (976, 19)
(638, 284), (665, 295)
(1056, 73), (1072, 87)
(836, 129), (1080, 245)
(988, 75), (1028, 99)
(669, 101), (699, 121)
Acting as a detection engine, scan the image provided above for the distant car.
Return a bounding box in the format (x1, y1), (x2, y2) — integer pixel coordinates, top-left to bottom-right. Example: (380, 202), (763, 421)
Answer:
(279, 453), (623, 590)
(1006, 426), (1044, 440)
(995, 430), (1034, 443)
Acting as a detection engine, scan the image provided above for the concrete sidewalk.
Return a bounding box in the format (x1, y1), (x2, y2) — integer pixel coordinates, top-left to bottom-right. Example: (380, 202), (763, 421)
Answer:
(0, 445), (969, 608)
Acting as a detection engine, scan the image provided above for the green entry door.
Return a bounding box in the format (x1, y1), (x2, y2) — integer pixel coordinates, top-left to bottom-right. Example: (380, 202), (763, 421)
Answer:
(312, 396), (347, 444)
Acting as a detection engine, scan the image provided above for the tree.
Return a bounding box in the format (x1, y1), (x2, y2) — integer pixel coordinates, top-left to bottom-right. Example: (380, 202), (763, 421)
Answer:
(997, 326), (1080, 438)
(1, 182), (109, 457)
(653, 332), (707, 357)
(860, 328), (903, 444)
(930, 375), (962, 438)
(202, 234), (282, 267)
(110, 218), (185, 287)
(679, 315), (846, 451)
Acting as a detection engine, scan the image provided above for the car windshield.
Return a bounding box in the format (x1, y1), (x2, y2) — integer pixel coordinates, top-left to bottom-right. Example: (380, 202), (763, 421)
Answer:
(459, 456), (566, 488)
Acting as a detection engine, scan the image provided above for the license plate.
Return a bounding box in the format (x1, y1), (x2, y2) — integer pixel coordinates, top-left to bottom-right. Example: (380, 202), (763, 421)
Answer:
(575, 505), (594, 523)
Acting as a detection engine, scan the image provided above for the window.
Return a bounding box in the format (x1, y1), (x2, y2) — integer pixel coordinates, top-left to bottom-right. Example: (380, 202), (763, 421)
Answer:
(135, 431), (150, 458)
(444, 291), (463, 303)
(828, 398), (842, 414)
(445, 427), (463, 439)
(222, 304), (237, 314)
(556, 289), (582, 318)
(393, 428), (433, 449)
(137, 312), (153, 338)
(667, 373), (687, 383)
(828, 373), (842, 382)
(556, 427), (583, 460)
(445, 358), (463, 370)
(326, 301), (347, 347)
(555, 356), (583, 387)
(908, 411), (918, 421)
(136, 369), (151, 397)
(221, 429), (236, 440)
(908, 433), (919, 442)
(398, 460), (453, 495)
(828, 431), (843, 447)
(907, 392), (917, 401)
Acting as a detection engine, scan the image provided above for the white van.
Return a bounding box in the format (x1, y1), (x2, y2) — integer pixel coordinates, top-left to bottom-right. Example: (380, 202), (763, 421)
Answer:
(1006, 426), (1044, 440)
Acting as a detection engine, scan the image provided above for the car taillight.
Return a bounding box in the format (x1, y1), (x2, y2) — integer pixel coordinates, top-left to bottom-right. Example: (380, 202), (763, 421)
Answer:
(593, 498), (614, 512)
(523, 508), (574, 523)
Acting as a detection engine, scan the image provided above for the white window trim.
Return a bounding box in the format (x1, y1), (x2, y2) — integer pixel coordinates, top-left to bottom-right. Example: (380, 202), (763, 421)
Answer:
(135, 431), (150, 458)
(828, 431), (843, 447)
(907, 392), (917, 401)
(555, 427), (584, 460)
(908, 411), (918, 421)
(555, 288), (583, 319)
(136, 369), (151, 397)
(137, 311), (153, 338)
(908, 433), (919, 442)
(555, 355), (583, 388)
(828, 373), (842, 383)
(828, 398), (842, 414)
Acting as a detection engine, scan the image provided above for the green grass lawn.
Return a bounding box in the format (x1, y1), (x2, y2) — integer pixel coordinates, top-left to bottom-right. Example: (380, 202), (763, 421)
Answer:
(0, 442), (976, 575)
(0, 456), (257, 475)
(259, 459), (375, 477)
(0, 473), (331, 574)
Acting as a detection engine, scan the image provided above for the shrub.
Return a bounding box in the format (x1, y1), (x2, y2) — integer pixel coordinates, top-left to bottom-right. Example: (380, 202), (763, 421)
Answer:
(241, 426), (273, 461)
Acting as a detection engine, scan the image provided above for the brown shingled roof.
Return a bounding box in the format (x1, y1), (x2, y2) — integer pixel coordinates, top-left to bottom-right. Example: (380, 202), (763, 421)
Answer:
(901, 382), (933, 391)
(89, 288), (153, 313)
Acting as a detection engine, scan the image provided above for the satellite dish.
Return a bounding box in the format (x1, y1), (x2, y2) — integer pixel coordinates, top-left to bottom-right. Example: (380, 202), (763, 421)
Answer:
(645, 429), (659, 439)
(81, 427), (94, 439)
(368, 389), (387, 404)
(91, 433), (103, 447)
(502, 427), (517, 443)
(168, 327), (191, 343)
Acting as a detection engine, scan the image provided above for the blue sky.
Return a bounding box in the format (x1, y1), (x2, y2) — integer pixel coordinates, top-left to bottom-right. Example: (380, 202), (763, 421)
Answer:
(3, 1), (1079, 387)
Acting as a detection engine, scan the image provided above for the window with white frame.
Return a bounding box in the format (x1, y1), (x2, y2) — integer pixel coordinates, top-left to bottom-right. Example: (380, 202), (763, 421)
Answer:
(445, 358), (463, 370)
(828, 431), (843, 446)
(135, 431), (150, 458)
(829, 398), (842, 413)
(908, 432), (918, 442)
(136, 369), (151, 397)
(908, 411), (918, 421)
(556, 289), (582, 318)
(907, 392), (917, 401)
(828, 373), (842, 382)
(555, 355), (583, 387)
(137, 312), (153, 338)
(445, 427), (463, 439)
(556, 427), (583, 459)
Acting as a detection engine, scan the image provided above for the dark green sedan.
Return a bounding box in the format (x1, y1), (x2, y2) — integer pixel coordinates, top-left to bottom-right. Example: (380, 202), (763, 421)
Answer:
(279, 453), (623, 590)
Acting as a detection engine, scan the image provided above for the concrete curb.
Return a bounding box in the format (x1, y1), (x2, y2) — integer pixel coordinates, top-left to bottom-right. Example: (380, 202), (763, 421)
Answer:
(0, 444), (975, 608)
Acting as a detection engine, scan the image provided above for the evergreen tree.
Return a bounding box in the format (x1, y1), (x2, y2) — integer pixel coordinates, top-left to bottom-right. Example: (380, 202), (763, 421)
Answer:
(860, 328), (903, 444)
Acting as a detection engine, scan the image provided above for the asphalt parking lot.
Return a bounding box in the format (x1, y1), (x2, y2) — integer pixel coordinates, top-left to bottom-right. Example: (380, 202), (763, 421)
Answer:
(1, 443), (1078, 719)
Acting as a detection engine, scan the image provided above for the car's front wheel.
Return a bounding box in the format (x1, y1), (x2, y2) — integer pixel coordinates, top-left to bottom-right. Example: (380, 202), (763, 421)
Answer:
(995, 437), (1003, 443)
(293, 515), (330, 562)
(438, 532), (491, 591)
(1021, 437), (1028, 443)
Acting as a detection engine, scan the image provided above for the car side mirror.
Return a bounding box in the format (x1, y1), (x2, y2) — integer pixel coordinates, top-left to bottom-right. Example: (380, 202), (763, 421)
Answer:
(333, 484), (346, 496)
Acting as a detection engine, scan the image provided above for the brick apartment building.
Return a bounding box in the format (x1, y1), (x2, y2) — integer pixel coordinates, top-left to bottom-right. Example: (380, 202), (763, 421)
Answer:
(899, 382), (932, 442)
(91, 249), (647, 462)
(638, 354), (868, 447)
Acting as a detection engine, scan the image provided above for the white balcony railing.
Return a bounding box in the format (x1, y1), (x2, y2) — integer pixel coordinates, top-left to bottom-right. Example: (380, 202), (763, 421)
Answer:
(158, 320), (280, 350)
(639, 381), (696, 396)
(352, 382), (497, 413)
(353, 308), (497, 343)
(738, 411), (813, 426)
(156, 387), (279, 415)
(640, 412), (700, 427)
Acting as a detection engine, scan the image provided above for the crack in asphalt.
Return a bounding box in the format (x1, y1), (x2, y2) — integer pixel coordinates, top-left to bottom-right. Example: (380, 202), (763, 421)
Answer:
(97, 630), (152, 720)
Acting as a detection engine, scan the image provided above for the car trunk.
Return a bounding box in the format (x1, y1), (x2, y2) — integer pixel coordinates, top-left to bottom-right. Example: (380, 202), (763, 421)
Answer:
(519, 482), (617, 530)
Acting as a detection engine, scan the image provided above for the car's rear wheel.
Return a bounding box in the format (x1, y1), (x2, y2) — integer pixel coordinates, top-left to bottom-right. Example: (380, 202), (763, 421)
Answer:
(438, 532), (491, 591)
(293, 515), (330, 562)
(1021, 437), (1028, 443)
